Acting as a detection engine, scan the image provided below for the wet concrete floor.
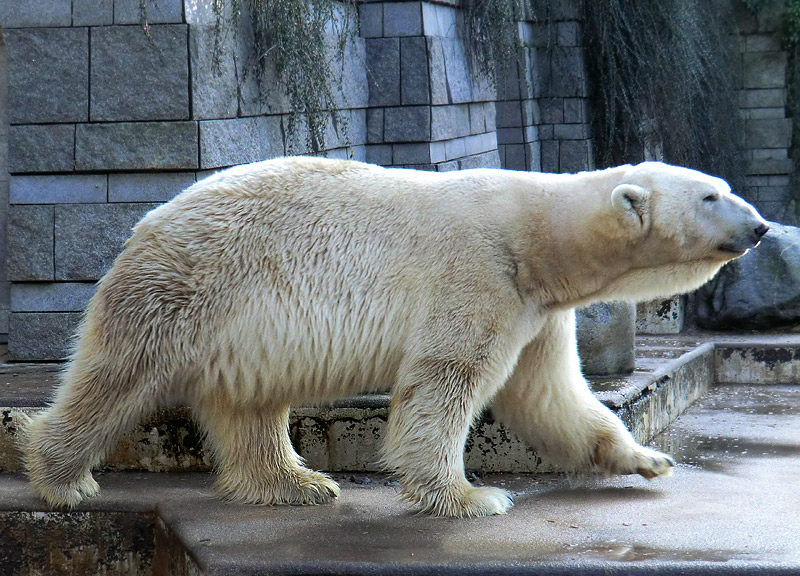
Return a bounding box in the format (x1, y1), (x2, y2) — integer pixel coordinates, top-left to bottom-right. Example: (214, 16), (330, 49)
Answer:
(1, 383), (799, 575)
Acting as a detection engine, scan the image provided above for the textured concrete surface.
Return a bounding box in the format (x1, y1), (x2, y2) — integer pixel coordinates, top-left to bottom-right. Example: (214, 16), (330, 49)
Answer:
(1, 381), (798, 575)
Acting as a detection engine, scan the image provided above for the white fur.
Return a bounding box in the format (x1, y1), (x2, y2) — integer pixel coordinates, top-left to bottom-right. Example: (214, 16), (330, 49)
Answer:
(23, 158), (767, 516)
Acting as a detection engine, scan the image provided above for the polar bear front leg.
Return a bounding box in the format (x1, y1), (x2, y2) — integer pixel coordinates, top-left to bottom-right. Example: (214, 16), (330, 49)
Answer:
(491, 310), (675, 479)
(383, 356), (514, 518)
(194, 396), (340, 506)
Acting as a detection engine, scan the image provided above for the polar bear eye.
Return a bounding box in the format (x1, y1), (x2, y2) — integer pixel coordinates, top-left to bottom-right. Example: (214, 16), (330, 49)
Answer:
(703, 193), (720, 203)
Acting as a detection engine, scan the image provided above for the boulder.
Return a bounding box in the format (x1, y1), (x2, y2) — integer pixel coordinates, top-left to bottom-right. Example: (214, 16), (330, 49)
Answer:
(696, 221), (800, 330)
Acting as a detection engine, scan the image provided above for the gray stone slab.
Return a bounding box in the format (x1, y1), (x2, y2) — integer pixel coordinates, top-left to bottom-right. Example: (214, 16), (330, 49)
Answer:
(114, 0), (184, 24)
(431, 104), (470, 141)
(10, 282), (96, 313)
(91, 24), (189, 122)
(366, 144), (392, 165)
(392, 143), (431, 164)
(358, 3), (383, 38)
(740, 88), (786, 108)
(745, 117), (792, 148)
(554, 123), (589, 140)
(401, 36), (430, 106)
(383, 1), (422, 36)
(0, 0), (71, 27)
(8, 312), (81, 361)
(559, 139), (590, 173)
(10, 175), (107, 204)
(190, 24), (239, 120)
(54, 203), (159, 281)
(76, 122), (199, 171)
(184, 0), (234, 24)
(331, 35), (369, 110)
(384, 106), (431, 142)
(442, 38), (472, 104)
(9, 124), (75, 174)
(742, 51), (787, 89)
(426, 38), (449, 105)
(199, 116), (284, 169)
(73, 0), (114, 25)
(495, 100), (522, 128)
(367, 108), (384, 143)
(366, 38), (401, 107)
(109, 172), (196, 202)
(540, 139), (559, 172)
(8, 205), (54, 282)
(540, 47), (587, 97)
(6, 28), (89, 124)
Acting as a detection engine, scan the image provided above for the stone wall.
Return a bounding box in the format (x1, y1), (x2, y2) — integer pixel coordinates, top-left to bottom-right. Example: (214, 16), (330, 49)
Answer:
(736, 3), (796, 225)
(1, 0), (597, 360)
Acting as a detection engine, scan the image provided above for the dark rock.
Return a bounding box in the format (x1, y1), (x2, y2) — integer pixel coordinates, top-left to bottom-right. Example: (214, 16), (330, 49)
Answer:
(577, 301), (636, 375)
(696, 221), (800, 330)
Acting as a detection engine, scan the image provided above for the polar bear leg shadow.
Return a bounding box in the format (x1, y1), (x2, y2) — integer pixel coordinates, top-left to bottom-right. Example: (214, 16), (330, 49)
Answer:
(192, 395), (340, 505)
(491, 309), (675, 480)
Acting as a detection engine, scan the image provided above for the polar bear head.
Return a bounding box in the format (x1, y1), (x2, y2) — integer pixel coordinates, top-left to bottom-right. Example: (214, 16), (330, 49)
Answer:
(596, 162), (769, 302)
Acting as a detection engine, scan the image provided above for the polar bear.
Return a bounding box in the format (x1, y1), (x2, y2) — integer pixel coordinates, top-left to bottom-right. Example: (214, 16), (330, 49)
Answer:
(24, 158), (767, 517)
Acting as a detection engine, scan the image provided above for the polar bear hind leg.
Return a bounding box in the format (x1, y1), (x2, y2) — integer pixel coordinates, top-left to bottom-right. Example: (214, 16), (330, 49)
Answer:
(491, 310), (675, 479)
(193, 395), (339, 505)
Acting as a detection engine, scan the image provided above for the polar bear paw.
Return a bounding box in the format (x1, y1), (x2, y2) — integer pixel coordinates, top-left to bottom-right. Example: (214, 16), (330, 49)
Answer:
(408, 483), (513, 517)
(32, 470), (100, 509)
(631, 446), (676, 479)
(219, 467), (341, 506)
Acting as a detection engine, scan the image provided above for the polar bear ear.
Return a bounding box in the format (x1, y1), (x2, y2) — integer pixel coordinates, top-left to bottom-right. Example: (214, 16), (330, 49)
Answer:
(611, 184), (651, 230)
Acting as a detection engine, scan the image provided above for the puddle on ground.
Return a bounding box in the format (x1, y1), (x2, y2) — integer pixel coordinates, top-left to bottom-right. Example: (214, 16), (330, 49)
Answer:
(573, 542), (741, 563)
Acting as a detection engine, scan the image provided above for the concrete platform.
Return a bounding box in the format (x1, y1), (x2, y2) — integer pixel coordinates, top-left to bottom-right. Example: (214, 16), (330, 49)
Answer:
(1, 381), (798, 575)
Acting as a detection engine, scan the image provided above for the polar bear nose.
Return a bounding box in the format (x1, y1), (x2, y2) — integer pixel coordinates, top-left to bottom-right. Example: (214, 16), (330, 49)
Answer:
(754, 223), (770, 238)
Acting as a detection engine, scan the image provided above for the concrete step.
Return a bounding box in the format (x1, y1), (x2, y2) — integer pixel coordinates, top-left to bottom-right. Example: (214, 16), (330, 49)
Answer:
(1, 333), (799, 476)
(2, 379), (799, 575)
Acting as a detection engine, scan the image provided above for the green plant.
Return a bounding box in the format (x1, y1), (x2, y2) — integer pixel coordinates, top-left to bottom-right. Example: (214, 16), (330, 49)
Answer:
(583, 0), (744, 190)
(209, 0), (358, 154)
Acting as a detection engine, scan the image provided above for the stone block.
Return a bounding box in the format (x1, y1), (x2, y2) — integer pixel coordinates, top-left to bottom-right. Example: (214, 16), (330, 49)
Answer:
(55, 203), (159, 281)
(559, 139), (590, 173)
(436, 160), (460, 171)
(541, 47), (587, 97)
(526, 140), (541, 171)
(557, 22), (579, 46)
(463, 133), (489, 156)
(6, 28), (89, 124)
(422, 3), (457, 38)
(0, 0), (71, 27)
(757, 186), (789, 202)
(747, 158), (793, 175)
(190, 24), (239, 120)
(745, 117), (792, 148)
(459, 150), (500, 170)
(8, 313), (81, 362)
(73, 0), (113, 25)
(539, 98), (564, 123)
(431, 104), (470, 141)
(495, 101), (522, 128)
(497, 127), (524, 145)
(563, 98), (587, 123)
(332, 36), (369, 110)
(343, 108), (368, 147)
(109, 172), (196, 202)
(366, 144), (392, 165)
(442, 38), (472, 104)
(184, 0), (235, 24)
(469, 103), (486, 133)
(740, 88), (786, 108)
(11, 283), (96, 313)
(367, 108), (384, 143)
(366, 38), (401, 107)
(636, 297), (685, 335)
(521, 99), (540, 125)
(541, 140), (559, 172)
(359, 3), (383, 38)
(114, 0), (184, 24)
(9, 124), (75, 173)
(746, 33), (782, 52)
(10, 175), (107, 204)
(91, 25), (190, 121)
(426, 38), (450, 105)
(8, 206), (54, 282)
(392, 143), (431, 164)
(383, 2), (422, 37)
(76, 122), (199, 171)
(401, 36), (430, 106)
(554, 123), (589, 140)
(199, 116), (283, 169)
(742, 52), (786, 89)
(384, 106), (431, 142)
(502, 144), (526, 170)
(444, 137), (466, 160)
(741, 107), (784, 119)
(577, 301), (635, 376)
